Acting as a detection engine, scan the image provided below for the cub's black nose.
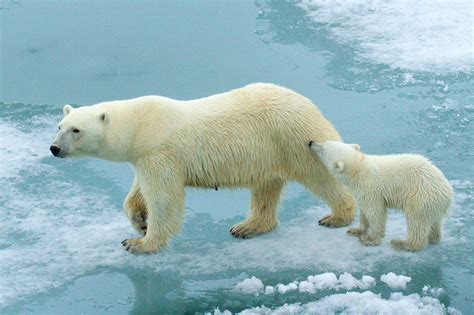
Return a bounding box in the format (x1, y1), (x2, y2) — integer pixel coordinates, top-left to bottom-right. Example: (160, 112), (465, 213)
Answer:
(308, 140), (314, 147)
(50, 145), (61, 156)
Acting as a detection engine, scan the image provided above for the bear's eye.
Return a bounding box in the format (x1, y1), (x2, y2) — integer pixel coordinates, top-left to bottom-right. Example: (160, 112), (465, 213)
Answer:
(73, 128), (80, 133)
(58, 126), (61, 130)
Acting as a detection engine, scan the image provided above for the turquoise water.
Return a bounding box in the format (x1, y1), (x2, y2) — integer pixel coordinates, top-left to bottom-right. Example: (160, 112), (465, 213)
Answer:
(1, 1), (473, 314)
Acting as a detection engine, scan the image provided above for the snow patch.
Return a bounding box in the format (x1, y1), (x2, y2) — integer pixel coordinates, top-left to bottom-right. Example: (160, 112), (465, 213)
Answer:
(276, 281), (299, 294)
(298, 0), (474, 73)
(422, 285), (444, 298)
(214, 291), (456, 314)
(264, 286), (275, 295)
(234, 277), (264, 296)
(235, 272), (375, 296)
(380, 272), (411, 289)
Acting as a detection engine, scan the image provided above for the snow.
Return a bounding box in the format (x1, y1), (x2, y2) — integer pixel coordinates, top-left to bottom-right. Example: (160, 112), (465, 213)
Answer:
(215, 291), (456, 315)
(276, 281), (298, 294)
(422, 285), (444, 298)
(307, 272), (338, 290)
(298, 0), (474, 73)
(234, 277), (264, 296)
(380, 272), (412, 290)
(264, 286), (275, 295)
(298, 281), (315, 293)
(235, 272), (376, 296)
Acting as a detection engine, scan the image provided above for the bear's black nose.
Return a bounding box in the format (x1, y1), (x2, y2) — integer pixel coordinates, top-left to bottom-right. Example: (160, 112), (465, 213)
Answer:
(308, 140), (314, 147)
(50, 145), (61, 156)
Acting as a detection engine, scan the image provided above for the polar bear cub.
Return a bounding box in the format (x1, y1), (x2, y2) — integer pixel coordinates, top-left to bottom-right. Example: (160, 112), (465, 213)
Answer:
(309, 141), (453, 251)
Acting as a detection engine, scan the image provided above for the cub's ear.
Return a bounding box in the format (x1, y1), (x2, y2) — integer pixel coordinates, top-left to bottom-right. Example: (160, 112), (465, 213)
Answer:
(351, 144), (360, 151)
(63, 104), (74, 116)
(99, 112), (109, 124)
(335, 161), (345, 172)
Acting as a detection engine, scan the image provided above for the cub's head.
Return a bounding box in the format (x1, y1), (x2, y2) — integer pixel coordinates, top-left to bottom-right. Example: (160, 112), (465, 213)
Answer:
(50, 104), (109, 159)
(308, 140), (362, 178)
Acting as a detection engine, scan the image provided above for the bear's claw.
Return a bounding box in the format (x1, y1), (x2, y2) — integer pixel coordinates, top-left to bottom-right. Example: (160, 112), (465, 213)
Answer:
(121, 237), (160, 255)
(229, 226), (248, 239)
(318, 214), (352, 228)
(230, 219), (277, 239)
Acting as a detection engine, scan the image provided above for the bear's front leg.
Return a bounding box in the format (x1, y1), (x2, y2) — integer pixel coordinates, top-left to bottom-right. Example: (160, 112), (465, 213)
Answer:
(357, 204), (387, 247)
(123, 176), (148, 236)
(122, 167), (185, 254)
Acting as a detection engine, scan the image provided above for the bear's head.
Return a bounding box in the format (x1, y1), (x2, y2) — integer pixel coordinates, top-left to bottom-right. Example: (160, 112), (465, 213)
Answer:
(309, 140), (362, 179)
(50, 104), (109, 159)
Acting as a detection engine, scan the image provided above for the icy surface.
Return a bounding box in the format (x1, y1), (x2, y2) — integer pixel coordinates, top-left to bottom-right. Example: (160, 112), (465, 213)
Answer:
(380, 272), (412, 290)
(215, 291), (455, 315)
(1, 0), (474, 313)
(234, 277), (264, 296)
(422, 285), (445, 298)
(298, 0), (474, 73)
(0, 103), (472, 312)
(235, 273), (376, 296)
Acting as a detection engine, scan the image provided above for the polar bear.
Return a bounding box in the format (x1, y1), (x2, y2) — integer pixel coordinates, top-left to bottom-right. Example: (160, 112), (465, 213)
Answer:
(50, 83), (356, 254)
(309, 141), (453, 251)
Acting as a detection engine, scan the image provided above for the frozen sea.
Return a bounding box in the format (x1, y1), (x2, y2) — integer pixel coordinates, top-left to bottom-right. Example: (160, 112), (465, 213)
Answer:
(1, 0), (473, 314)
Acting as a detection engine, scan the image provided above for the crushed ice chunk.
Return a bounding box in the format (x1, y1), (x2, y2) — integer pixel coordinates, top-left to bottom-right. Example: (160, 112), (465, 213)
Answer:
(307, 272), (338, 290)
(228, 291), (458, 314)
(380, 272), (412, 289)
(234, 276), (264, 296)
(264, 286), (275, 295)
(422, 285), (444, 298)
(298, 280), (315, 293)
(276, 281), (299, 294)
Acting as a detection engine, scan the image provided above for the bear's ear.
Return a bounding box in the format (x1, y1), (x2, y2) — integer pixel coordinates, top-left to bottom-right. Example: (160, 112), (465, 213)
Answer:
(63, 104), (74, 116)
(335, 161), (345, 172)
(99, 112), (109, 125)
(351, 144), (360, 151)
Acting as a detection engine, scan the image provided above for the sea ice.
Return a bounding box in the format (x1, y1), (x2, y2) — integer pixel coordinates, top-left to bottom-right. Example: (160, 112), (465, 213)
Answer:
(214, 291), (457, 314)
(380, 272), (411, 289)
(234, 277), (264, 296)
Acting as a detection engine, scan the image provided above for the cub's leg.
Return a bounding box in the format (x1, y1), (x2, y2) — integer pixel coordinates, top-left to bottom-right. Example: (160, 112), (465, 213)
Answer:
(123, 167), (185, 254)
(428, 221), (442, 244)
(391, 209), (430, 252)
(359, 201), (387, 246)
(347, 211), (369, 237)
(303, 173), (356, 228)
(123, 177), (148, 236)
(230, 178), (284, 239)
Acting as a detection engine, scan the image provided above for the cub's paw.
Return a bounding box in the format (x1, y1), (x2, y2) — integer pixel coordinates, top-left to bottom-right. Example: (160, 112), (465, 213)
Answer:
(390, 239), (424, 252)
(122, 238), (159, 255)
(318, 214), (352, 228)
(230, 220), (276, 239)
(359, 234), (381, 246)
(347, 228), (366, 237)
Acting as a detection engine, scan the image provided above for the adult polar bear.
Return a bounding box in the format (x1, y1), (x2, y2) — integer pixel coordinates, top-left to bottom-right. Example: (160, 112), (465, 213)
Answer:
(51, 83), (355, 254)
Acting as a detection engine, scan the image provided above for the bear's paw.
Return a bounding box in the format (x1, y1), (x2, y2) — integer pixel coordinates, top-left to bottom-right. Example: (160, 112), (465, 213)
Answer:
(122, 238), (160, 255)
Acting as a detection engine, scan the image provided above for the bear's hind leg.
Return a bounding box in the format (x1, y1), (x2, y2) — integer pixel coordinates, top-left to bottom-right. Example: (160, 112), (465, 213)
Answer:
(230, 179), (284, 239)
(391, 210), (430, 252)
(124, 177), (148, 236)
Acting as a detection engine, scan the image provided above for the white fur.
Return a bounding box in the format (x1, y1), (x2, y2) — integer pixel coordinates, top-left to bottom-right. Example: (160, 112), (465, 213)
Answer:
(310, 141), (453, 251)
(51, 83), (356, 254)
